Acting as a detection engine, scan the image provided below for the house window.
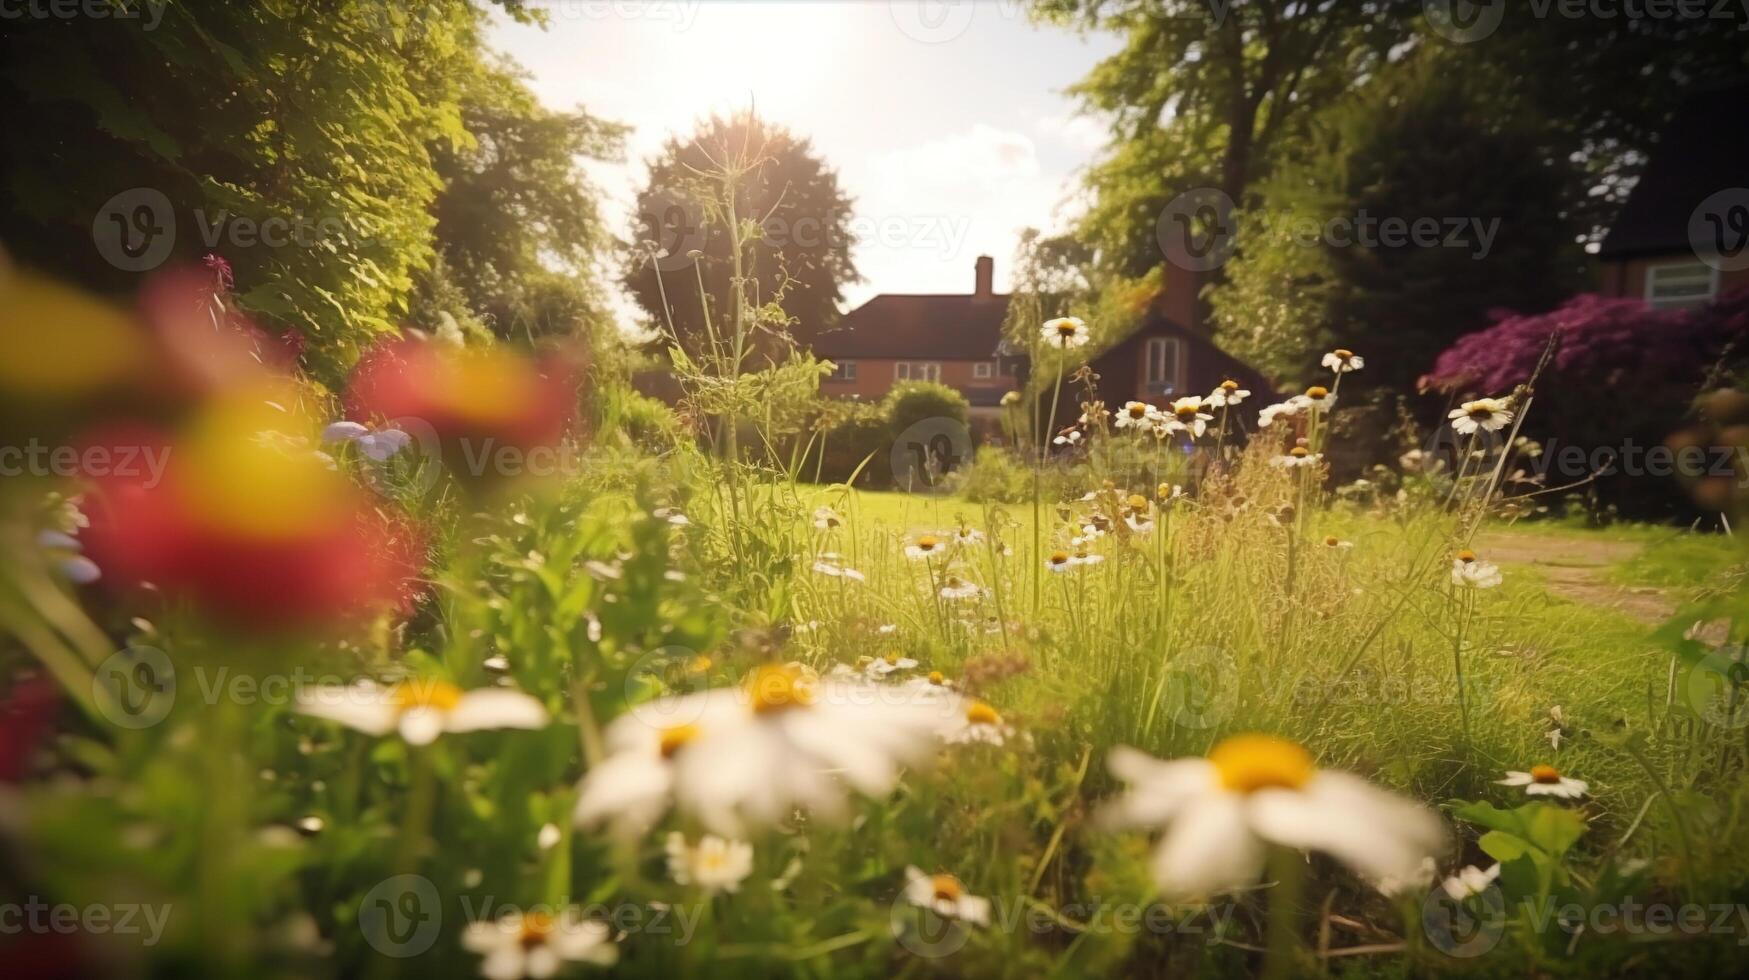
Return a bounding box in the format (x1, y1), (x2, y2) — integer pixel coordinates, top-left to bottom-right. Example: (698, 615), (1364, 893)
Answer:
(826, 360), (857, 383)
(1143, 337), (1183, 395)
(895, 361), (941, 382)
(973, 361), (993, 380)
(1646, 261), (1718, 310)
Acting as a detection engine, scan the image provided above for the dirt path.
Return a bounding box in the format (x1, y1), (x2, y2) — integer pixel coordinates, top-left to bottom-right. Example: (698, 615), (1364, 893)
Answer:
(1473, 532), (1677, 625)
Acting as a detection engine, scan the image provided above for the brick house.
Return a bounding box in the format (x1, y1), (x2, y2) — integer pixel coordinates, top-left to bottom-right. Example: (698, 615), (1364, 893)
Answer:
(1596, 82), (1749, 309)
(812, 256), (1274, 435)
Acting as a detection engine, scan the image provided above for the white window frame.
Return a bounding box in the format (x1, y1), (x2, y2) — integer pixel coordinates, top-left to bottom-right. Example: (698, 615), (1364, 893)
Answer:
(1645, 260), (1719, 310)
(827, 360), (857, 383)
(973, 361), (993, 380)
(894, 361), (941, 382)
(1143, 337), (1183, 395)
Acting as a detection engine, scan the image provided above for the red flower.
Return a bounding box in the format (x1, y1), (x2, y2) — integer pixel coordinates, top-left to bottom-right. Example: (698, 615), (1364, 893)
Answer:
(343, 340), (577, 475)
(79, 392), (424, 632)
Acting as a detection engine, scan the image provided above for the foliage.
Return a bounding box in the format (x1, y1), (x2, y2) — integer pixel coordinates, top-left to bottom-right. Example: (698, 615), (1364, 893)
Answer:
(421, 56), (625, 346)
(882, 380), (969, 439)
(623, 111), (858, 355)
(1208, 54), (1585, 389)
(0, 2), (498, 382)
(811, 401), (891, 487)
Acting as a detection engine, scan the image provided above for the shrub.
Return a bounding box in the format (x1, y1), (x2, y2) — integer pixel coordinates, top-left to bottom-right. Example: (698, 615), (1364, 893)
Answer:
(882, 380), (969, 439)
(1426, 287), (1748, 517)
(597, 385), (686, 455)
(813, 401), (891, 487)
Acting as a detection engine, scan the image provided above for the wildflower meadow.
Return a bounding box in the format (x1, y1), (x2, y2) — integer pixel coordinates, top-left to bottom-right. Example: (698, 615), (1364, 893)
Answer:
(4, 4), (1749, 979)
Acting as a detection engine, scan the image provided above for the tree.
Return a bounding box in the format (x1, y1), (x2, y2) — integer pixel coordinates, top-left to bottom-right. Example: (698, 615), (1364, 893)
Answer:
(624, 112), (858, 359)
(1207, 54), (1585, 390)
(418, 57), (626, 346)
(1034, 0), (1421, 277)
(0, 2), (496, 382)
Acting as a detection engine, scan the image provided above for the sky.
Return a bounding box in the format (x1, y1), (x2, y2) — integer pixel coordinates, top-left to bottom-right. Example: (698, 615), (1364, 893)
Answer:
(488, 0), (1121, 329)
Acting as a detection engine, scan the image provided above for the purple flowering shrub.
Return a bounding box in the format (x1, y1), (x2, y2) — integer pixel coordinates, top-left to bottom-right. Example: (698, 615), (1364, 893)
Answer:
(1426, 287), (1749, 517)
(1426, 289), (1747, 399)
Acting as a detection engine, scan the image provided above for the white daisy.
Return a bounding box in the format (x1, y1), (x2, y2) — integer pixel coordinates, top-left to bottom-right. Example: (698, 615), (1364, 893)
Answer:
(952, 526), (985, 546)
(462, 909), (616, 979)
(899, 671), (956, 703)
(1498, 765), (1588, 799)
(1374, 855), (1438, 898)
(1271, 447), (1322, 469)
(938, 576), (987, 601)
(1053, 428), (1084, 446)
(1073, 550), (1105, 567)
(812, 506), (845, 531)
(1166, 397), (1214, 438)
(1206, 379), (1250, 408)
(903, 867), (991, 926)
(904, 535), (947, 561)
(665, 832), (754, 895)
(580, 665), (946, 836)
(1293, 386), (1336, 412)
(1451, 550), (1503, 589)
(296, 681), (548, 746)
(1441, 863), (1501, 901)
(1322, 536), (1354, 550)
(1102, 735), (1446, 901)
(1045, 551), (1078, 574)
(1257, 401), (1300, 428)
(1449, 398), (1514, 435)
(866, 652), (921, 678)
(811, 558), (866, 582)
(1321, 349), (1364, 374)
(1114, 401), (1160, 431)
(1040, 316), (1090, 350)
(938, 699), (1014, 746)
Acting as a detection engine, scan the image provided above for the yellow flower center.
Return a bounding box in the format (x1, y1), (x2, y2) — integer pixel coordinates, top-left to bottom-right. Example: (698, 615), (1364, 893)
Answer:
(1456, 549), (1477, 564)
(884, 653), (900, 665)
(1469, 406), (1494, 420)
(1530, 764), (1561, 784)
(1056, 321), (1077, 337)
(747, 664), (813, 715)
(1334, 349), (1353, 359)
(965, 701), (1000, 726)
(1175, 405), (1198, 419)
(519, 911), (555, 947)
(1324, 536), (1340, 547)
(1127, 494), (1148, 510)
(1290, 447), (1310, 458)
(927, 671), (945, 685)
(1209, 734), (1315, 794)
(916, 535), (939, 552)
(931, 874), (963, 903)
(1306, 385), (1329, 400)
(1049, 551), (1070, 565)
(393, 680), (462, 714)
(1221, 380), (1239, 391)
(1128, 404), (1147, 418)
(659, 724), (699, 758)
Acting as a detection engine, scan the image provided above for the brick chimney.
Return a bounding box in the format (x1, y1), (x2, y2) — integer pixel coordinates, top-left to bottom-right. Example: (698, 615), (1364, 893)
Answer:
(974, 255), (994, 299)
